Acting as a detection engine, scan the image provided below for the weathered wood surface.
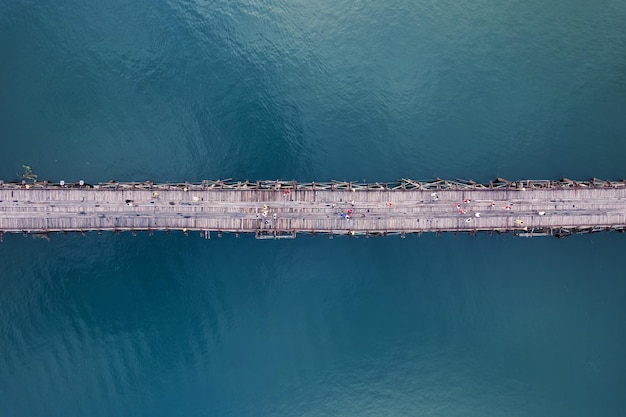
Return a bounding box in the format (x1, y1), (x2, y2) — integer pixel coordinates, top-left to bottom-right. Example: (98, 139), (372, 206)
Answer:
(1, 180), (625, 238)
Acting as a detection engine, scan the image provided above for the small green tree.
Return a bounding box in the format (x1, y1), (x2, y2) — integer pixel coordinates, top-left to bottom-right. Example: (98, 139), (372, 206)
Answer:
(21, 165), (38, 182)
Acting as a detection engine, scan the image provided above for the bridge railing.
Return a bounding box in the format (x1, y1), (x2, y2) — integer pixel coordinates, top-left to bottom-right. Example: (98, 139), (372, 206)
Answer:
(0, 178), (625, 191)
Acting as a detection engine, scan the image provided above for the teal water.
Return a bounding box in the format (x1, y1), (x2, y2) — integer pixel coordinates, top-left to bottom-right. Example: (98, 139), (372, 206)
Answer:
(1, 1), (626, 416)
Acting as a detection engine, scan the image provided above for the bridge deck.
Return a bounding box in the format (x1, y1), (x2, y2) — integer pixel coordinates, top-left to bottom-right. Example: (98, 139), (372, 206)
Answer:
(1, 180), (625, 238)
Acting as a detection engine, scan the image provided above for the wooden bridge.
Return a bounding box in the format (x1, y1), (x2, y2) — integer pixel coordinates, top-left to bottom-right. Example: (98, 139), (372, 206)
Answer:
(1, 178), (625, 240)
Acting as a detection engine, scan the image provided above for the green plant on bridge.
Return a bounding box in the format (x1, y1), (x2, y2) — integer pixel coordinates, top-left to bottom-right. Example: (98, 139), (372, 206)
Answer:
(21, 165), (38, 182)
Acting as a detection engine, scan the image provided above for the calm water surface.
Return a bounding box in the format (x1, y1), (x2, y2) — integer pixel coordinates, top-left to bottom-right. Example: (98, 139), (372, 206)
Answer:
(1, 0), (626, 416)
